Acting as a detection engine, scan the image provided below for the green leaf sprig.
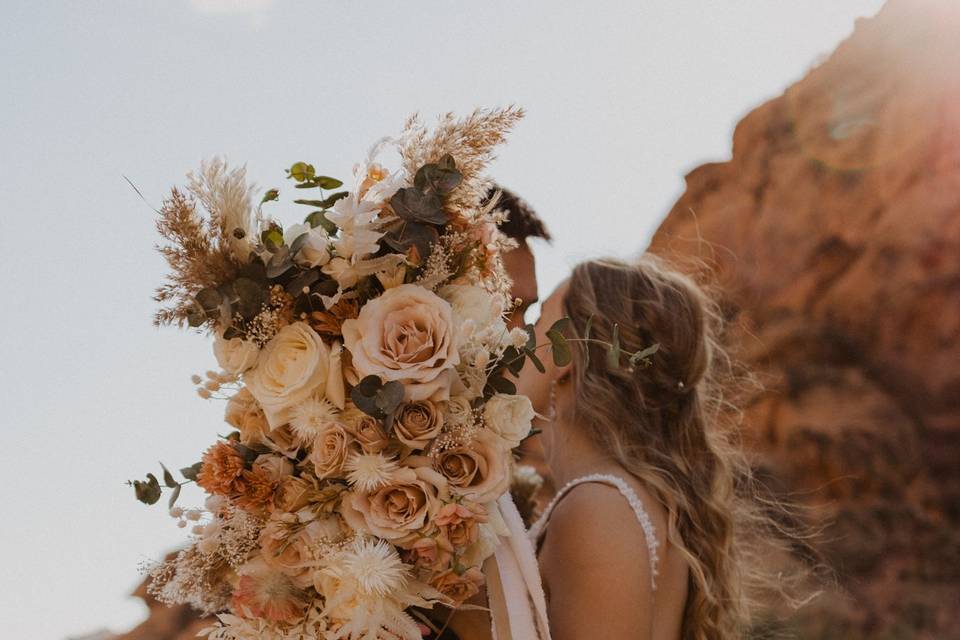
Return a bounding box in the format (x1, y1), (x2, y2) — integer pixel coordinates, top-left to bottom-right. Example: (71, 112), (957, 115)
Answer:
(128, 461), (202, 508)
(487, 316), (660, 397)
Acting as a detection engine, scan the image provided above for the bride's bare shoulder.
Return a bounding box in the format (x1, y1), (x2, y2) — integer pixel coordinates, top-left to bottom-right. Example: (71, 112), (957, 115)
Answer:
(540, 482), (654, 575)
(538, 483), (654, 637)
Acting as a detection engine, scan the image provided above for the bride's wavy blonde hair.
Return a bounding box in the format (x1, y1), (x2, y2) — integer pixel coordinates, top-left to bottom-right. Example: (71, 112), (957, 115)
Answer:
(562, 256), (800, 639)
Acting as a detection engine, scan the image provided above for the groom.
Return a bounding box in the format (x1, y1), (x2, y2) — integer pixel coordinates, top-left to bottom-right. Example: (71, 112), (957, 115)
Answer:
(487, 185), (555, 515)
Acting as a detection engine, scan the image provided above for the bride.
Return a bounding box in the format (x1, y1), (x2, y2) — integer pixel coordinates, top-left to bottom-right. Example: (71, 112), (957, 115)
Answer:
(445, 255), (792, 640)
(512, 256), (781, 640)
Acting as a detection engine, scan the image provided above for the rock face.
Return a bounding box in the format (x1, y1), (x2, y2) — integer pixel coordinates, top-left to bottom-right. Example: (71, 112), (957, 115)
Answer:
(648, 0), (960, 636)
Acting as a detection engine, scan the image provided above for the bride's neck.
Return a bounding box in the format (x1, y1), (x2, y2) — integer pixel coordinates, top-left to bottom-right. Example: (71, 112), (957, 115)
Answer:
(544, 414), (624, 489)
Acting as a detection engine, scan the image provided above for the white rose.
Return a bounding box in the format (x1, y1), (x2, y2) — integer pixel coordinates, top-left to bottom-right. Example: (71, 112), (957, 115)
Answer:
(213, 333), (260, 374)
(444, 395), (474, 426)
(459, 522), (500, 568)
(483, 393), (534, 449)
(283, 222), (311, 246)
(246, 322), (344, 429)
(295, 226), (332, 268)
(439, 284), (507, 341)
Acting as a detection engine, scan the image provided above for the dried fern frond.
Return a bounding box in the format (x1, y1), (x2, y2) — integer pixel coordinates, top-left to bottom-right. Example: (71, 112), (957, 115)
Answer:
(153, 188), (243, 327)
(399, 106), (525, 220)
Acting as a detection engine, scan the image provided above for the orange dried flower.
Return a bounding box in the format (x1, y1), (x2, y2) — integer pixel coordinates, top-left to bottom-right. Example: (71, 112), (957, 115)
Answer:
(234, 467), (278, 512)
(197, 442), (247, 497)
(307, 298), (359, 339)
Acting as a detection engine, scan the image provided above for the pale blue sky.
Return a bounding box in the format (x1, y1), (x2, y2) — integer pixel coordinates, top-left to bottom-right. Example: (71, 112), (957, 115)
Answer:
(0, 1), (884, 637)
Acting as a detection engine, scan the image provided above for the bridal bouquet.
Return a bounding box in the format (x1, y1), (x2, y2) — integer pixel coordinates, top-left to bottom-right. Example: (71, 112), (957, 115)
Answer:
(130, 108), (550, 640)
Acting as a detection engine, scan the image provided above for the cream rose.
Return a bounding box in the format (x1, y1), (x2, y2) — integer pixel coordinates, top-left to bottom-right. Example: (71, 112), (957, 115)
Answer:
(443, 396), (474, 427)
(340, 466), (449, 546)
(246, 322), (344, 428)
(341, 284), (460, 402)
(393, 400), (444, 450)
(439, 283), (507, 341)
(260, 513), (346, 588)
(459, 522), (500, 568)
(275, 475), (314, 513)
(483, 393), (535, 449)
(433, 430), (510, 503)
(295, 226), (332, 268)
(224, 387), (269, 445)
(308, 424), (354, 479)
(213, 333), (260, 374)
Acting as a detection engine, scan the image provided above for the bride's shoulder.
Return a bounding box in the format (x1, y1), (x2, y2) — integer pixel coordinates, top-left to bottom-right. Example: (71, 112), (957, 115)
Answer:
(541, 481), (656, 573)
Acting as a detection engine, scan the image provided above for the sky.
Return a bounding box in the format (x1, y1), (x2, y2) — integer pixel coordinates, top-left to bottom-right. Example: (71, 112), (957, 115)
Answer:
(0, 1), (886, 638)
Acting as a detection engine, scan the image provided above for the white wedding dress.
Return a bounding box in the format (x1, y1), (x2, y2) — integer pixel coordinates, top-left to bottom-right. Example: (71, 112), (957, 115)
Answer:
(487, 474), (660, 640)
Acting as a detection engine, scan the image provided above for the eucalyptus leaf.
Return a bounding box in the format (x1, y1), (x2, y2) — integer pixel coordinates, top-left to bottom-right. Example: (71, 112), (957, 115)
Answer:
(159, 463), (177, 488)
(583, 315), (595, 364)
(352, 393), (379, 418)
(167, 483), (182, 509)
(232, 278), (265, 318)
(314, 176), (343, 189)
(524, 324), (536, 351)
(287, 162), (315, 182)
(238, 260), (268, 284)
(293, 199), (328, 207)
(437, 153), (457, 171)
(186, 301), (206, 328)
(390, 188), (447, 225)
(288, 230), (311, 255)
(222, 325), (243, 340)
(375, 381), (404, 415)
(133, 473), (162, 505)
(285, 268), (320, 296)
(548, 317), (571, 336)
(629, 343), (660, 367)
(502, 347), (525, 376)
(526, 350), (546, 374)
(546, 329), (572, 367)
(606, 323), (622, 370)
(318, 191), (349, 208)
(261, 227), (284, 251)
(488, 374), (517, 395)
(382, 220), (438, 260)
(266, 252), (295, 279)
(305, 210), (338, 235)
(195, 288), (222, 314)
(180, 462), (202, 481)
(231, 442), (260, 464)
(414, 161), (462, 195)
(260, 188), (279, 205)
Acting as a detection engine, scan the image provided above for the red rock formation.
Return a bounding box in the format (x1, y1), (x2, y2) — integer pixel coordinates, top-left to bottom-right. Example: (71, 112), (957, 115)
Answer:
(648, 0), (960, 636)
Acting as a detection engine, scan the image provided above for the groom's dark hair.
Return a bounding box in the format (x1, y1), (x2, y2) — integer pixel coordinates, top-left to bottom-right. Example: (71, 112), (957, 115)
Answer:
(486, 184), (551, 243)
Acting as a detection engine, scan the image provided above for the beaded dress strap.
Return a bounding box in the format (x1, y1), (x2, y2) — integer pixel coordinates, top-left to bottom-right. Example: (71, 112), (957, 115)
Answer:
(528, 473), (660, 589)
